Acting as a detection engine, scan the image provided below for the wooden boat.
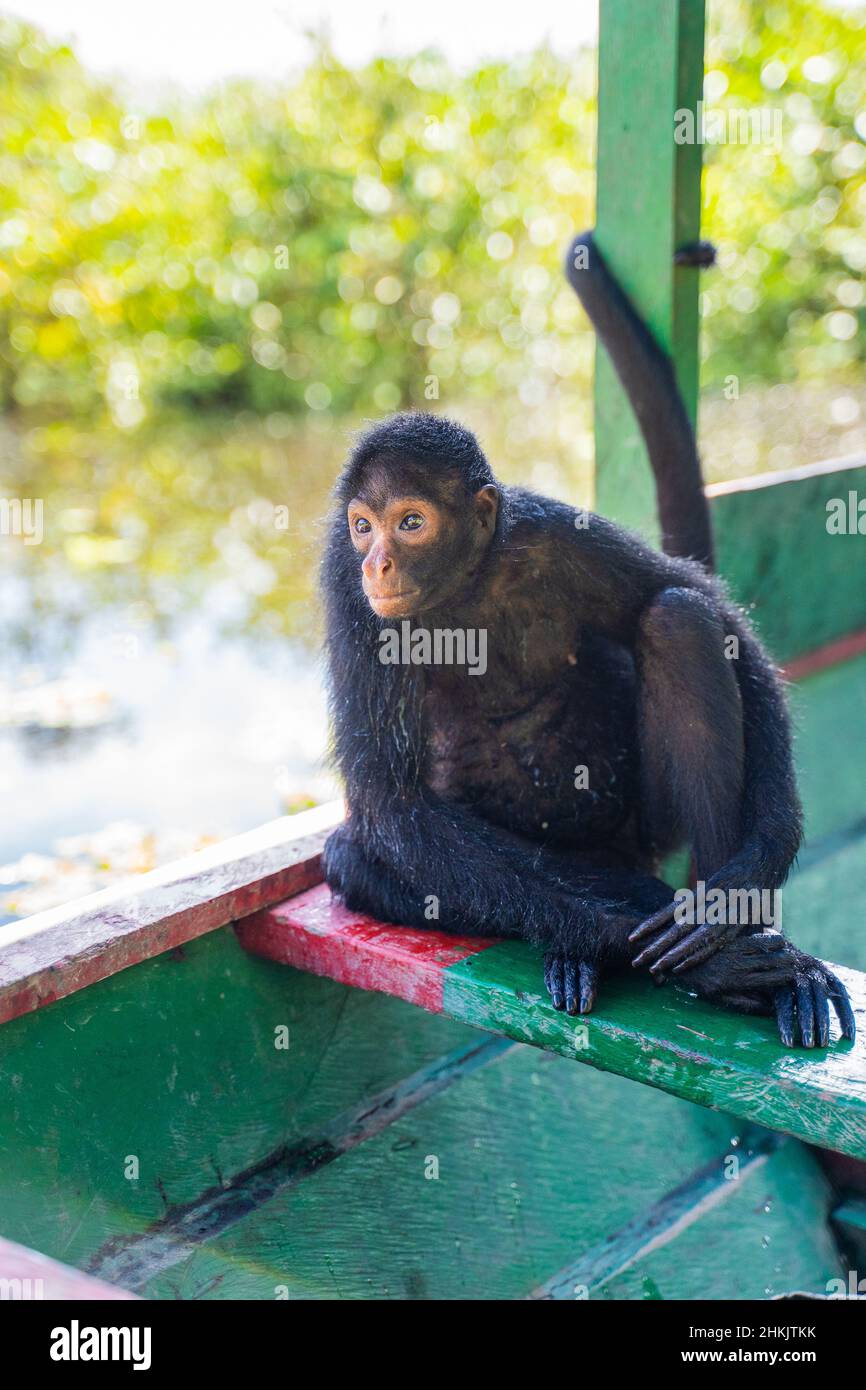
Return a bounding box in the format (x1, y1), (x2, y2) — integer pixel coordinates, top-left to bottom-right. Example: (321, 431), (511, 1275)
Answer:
(2, 443), (866, 1301)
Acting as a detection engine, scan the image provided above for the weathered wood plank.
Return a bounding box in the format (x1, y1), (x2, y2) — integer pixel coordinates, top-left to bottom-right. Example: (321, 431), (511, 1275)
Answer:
(239, 885), (866, 1160)
(587, 1140), (842, 1301)
(784, 832), (866, 973)
(137, 1047), (743, 1300)
(88, 1033), (517, 1292)
(0, 1236), (139, 1300)
(233, 885), (499, 1012)
(0, 800), (342, 1024)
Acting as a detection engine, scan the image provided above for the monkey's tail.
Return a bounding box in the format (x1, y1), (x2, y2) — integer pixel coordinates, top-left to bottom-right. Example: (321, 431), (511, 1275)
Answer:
(565, 230), (714, 570)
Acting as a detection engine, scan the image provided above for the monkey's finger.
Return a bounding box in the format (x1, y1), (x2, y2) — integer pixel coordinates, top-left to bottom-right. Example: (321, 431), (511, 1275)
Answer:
(564, 958), (579, 1015)
(544, 954), (565, 1011)
(825, 970), (857, 1041)
(628, 901), (677, 945)
(668, 939), (722, 977)
(796, 980), (816, 1048)
(650, 922), (733, 976)
(579, 961), (599, 1015)
(631, 919), (691, 969)
(813, 978), (831, 1048)
(755, 931), (788, 953)
(775, 989), (796, 1048)
(722, 936), (797, 990)
(740, 955), (799, 989)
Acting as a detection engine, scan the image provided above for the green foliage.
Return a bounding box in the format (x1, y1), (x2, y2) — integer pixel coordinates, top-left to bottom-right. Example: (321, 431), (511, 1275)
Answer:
(702, 0), (866, 385)
(1, 1), (863, 432)
(0, 17), (596, 423)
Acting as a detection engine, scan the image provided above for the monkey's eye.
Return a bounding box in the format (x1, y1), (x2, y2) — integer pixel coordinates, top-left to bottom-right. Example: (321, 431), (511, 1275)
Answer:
(353, 517), (372, 535)
(399, 513), (425, 531)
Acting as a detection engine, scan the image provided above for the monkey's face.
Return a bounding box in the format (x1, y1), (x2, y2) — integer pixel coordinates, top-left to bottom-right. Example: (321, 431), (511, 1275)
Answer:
(347, 481), (498, 619)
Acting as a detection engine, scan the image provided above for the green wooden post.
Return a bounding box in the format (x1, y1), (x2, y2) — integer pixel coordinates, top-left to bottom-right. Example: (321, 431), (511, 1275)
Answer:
(594, 0), (706, 539)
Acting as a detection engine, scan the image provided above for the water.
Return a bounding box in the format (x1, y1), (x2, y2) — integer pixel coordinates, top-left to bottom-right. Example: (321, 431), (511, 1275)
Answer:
(0, 618), (331, 860)
(0, 413), (349, 917)
(2, 384), (861, 918)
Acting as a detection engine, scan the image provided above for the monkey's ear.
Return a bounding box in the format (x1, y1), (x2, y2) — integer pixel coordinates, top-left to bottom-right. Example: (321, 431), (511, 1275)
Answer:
(474, 484), (499, 530)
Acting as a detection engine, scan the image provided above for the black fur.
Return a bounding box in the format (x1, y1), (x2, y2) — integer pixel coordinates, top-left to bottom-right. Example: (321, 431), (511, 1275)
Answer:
(337, 412), (495, 502)
(566, 231), (713, 568)
(319, 231), (854, 1047)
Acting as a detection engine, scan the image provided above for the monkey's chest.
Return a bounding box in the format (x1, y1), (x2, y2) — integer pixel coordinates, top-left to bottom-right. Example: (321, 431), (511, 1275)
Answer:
(422, 643), (638, 847)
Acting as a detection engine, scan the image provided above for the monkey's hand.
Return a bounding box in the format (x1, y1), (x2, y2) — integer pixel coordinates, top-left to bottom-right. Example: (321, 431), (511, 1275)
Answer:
(773, 951), (856, 1049)
(543, 953), (600, 1016)
(628, 851), (784, 978)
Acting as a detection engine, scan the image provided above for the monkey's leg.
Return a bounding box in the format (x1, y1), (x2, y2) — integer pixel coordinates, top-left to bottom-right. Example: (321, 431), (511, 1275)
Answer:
(323, 821), (523, 937)
(540, 869), (789, 1023)
(621, 588), (855, 1044)
(324, 822), (444, 929)
(538, 863), (787, 1023)
(628, 585), (752, 977)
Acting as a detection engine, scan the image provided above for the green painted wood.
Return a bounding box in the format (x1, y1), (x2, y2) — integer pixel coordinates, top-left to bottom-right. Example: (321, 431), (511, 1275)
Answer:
(87, 1033), (517, 1292)
(594, 0), (705, 538)
(440, 941), (866, 1159)
(710, 461), (866, 663)
(784, 835), (866, 973)
(596, 1141), (842, 1300)
(139, 1048), (738, 1300)
(793, 649), (866, 844)
(778, 649), (866, 971)
(832, 1198), (866, 1272)
(0, 925), (479, 1271)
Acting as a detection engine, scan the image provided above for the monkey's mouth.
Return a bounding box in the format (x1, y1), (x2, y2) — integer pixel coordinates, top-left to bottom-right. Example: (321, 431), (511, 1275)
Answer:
(365, 587), (421, 617)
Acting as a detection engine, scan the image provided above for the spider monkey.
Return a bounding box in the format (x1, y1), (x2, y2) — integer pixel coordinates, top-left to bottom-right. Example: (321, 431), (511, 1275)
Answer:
(320, 230), (855, 1049)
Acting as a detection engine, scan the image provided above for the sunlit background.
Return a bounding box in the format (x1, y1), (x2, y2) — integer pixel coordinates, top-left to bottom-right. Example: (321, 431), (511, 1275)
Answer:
(1, 0), (865, 916)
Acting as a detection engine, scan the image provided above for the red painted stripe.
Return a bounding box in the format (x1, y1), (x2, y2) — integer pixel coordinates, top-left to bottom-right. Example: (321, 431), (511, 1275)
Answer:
(783, 628), (866, 682)
(237, 883), (499, 1012)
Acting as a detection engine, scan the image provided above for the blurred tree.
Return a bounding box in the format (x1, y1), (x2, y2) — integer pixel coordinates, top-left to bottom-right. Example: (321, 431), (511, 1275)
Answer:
(1, 1), (862, 431)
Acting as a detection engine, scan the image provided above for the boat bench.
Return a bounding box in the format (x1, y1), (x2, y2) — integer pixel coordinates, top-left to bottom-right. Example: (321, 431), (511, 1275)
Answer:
(2, 801), (864, 1162)
(237, 877), (866, 1162)
(1, 799), (865, 1298)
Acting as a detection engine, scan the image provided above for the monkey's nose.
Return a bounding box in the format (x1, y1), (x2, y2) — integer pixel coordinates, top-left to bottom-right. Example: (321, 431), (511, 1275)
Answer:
(364, 551), (393, 581)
